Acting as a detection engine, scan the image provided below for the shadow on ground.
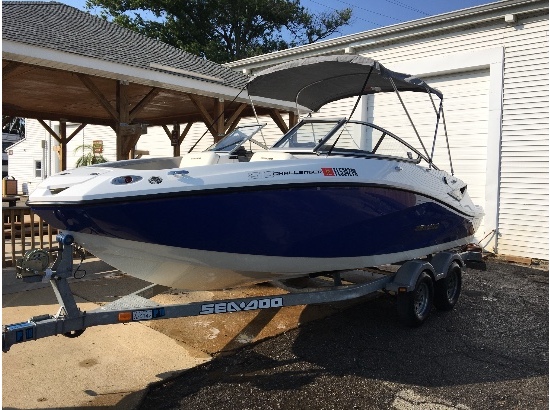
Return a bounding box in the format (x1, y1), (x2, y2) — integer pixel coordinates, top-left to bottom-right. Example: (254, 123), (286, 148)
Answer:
(140, 261), (548, 410)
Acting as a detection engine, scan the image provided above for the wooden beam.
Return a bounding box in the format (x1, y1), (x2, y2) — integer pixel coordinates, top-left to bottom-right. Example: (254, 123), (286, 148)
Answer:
(269, 109), (289, 134)
(129, 87), (160, 122)
(226, 117), (242, 135)
(188, 94), (218, 139)
(179, 123), (193, 145)
(214, 98), (224, 142)
(188, 94), (214, 125)
(66, 123), (87, 143)
(224, 103), (247, 132)
(59, 121), (67, 171)
(116, 80), (130, 160)
(289, 111), (299, 128)
(170, 123), (180, 147)
(124, 134), (142, 157)
(161, 123), (193, 156)
(2, 62), (21, 79)
(37, 122), (86, 169)
(77, 73), (120, 122)
(2, 107), (115, 126)
(161, 124), (171, 139)
(37, 119), (61, 143)
(168, 123), (181, 156)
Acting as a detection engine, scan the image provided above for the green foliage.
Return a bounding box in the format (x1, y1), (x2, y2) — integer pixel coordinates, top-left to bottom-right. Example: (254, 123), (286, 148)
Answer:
(74, 144), (109, 167)
(85, 0), (352, 63)
(2, 117), (25, 137)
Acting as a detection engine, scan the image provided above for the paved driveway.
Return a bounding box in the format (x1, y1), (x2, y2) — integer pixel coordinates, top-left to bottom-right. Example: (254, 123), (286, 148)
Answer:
(140, 260), (548, 410)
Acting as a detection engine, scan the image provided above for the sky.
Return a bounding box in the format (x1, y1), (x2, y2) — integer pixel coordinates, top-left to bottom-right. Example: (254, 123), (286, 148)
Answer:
(22, 0), (500, 40)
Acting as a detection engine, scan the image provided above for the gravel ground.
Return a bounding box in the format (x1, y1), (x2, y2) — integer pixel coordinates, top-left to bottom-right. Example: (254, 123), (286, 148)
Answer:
(140, 259), (548, 410)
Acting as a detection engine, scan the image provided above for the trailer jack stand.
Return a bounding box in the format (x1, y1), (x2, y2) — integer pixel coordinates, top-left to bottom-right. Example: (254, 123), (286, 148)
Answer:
(3, 233), (86, 352)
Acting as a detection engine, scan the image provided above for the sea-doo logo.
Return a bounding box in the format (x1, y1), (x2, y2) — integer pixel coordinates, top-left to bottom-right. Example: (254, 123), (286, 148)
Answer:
(200, 297), (284, 315)
(322, 168), (358, 177)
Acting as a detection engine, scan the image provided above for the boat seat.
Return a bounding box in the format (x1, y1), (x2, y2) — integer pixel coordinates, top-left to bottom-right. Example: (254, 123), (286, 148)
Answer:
(250, 151), (296, 161)
(179, 152), (220, 166)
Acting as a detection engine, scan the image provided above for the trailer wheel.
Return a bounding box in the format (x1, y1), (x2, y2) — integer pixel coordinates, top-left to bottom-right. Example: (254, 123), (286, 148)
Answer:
(434, 261), (462, 311)
(396, 271), (434, 327)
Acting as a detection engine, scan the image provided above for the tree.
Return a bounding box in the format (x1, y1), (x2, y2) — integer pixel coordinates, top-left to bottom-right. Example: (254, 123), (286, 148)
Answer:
(85, 0), (352, 63)
(74, 144), (108, 167)
(2, 117), (25, 138)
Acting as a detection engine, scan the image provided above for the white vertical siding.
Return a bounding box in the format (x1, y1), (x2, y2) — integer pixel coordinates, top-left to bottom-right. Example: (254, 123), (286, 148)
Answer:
(498, 18), (549, 259)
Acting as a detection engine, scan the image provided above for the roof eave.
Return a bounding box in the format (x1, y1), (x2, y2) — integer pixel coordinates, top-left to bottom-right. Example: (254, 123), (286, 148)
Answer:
(2, 39), (298, 112)
(226, 0), (548, 70)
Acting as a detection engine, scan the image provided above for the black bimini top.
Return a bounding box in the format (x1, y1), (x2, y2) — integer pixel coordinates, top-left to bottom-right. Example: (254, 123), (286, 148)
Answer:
(247, 55), (443, 112)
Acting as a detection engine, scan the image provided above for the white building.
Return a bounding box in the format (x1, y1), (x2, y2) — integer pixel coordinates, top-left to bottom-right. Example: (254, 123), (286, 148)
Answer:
(9, 0), (548, 261)
(226, 0), (549, 261)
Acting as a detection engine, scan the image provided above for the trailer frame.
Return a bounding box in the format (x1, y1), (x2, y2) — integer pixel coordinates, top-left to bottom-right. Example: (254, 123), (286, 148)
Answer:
(2, 233), (481, 352)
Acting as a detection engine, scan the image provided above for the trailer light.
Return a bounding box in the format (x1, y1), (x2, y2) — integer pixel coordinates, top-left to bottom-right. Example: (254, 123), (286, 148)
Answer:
(118, 312), (132, 322)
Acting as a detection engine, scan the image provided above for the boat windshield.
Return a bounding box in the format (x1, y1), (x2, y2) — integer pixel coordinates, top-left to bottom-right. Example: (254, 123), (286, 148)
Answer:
(271, 120), (343, 150)
(206, 124), (266, 153)
(271, 119), (434, 167)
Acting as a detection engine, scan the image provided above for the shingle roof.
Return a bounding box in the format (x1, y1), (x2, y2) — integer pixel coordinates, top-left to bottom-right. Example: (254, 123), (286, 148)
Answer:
(2, 1), (248, 88)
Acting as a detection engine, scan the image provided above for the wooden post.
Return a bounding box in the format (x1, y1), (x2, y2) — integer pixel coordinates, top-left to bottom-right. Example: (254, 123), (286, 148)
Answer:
(289, 111), (299, 128)
(215, 98), (225, 143)
(171, 123), (180, 156)
(116, 80), (129, 160)
(59, 121), (67, 171)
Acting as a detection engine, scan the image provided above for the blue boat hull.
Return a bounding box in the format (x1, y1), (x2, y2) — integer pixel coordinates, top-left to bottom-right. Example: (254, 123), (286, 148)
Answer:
(32, 184), (477, 259)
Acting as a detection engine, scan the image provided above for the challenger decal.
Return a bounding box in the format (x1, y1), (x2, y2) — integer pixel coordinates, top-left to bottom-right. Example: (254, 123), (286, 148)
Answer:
(200, 297), (284, 314)
(249, 170), (322, 179)
(322, 168), (358, 177)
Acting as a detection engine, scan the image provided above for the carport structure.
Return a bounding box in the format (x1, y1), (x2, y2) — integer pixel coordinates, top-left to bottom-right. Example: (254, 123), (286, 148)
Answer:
(2, 2), (297, 170)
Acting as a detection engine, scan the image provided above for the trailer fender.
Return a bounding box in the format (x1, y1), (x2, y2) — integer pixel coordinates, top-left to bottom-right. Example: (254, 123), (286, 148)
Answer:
(386, 260), (436, 292)
(430, 252), (464, 281)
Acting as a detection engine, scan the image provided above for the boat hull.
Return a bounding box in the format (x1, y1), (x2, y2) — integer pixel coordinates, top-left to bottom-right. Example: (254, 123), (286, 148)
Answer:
(64, 231), (476, 290)
(32, 184), (481, 289)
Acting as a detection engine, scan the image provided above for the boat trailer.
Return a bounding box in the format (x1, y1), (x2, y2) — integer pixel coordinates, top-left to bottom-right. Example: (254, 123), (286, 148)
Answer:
(2, 233), (482, 352)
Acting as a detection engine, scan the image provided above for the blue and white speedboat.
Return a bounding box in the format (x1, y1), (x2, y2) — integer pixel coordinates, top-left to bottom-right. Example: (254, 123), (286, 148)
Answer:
(27, 56), (484, 290)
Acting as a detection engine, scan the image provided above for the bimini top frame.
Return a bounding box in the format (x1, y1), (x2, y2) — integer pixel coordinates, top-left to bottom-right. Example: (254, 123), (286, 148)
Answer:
(247, 55), (454, 174)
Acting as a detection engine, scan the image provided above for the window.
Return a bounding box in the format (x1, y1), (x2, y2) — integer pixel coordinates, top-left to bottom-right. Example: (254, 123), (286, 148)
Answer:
(35, 160), (42, 178)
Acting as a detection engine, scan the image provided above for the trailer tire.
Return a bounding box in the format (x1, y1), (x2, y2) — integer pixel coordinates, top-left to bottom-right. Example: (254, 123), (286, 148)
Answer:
(434, 261), (462, 311)
(396, 271), (433, 327)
